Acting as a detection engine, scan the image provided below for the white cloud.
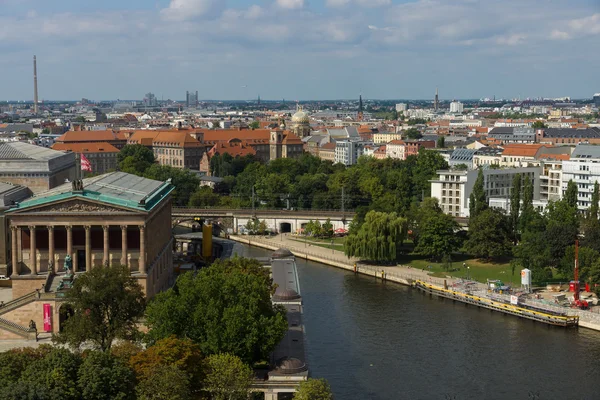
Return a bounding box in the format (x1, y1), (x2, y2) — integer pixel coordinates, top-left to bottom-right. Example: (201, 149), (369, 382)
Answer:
(356, 0), (391, 7)
(326, 0), (350, 6)
(326, 0), (390, 7)
(1, 0), (599, 100)
(550, 30), (570, 40)
(161, 0), (221, 21)
(496, 33), (526, 46)
(276, 0), (305, 10)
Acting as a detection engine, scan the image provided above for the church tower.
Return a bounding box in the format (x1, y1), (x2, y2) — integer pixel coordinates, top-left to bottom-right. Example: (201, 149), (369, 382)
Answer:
(358, 95), (364, 121)
(270, 128), (283, 160)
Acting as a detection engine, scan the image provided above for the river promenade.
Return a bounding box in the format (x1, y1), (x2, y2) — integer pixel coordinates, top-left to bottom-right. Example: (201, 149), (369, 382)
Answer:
(230, 234), (600, 331)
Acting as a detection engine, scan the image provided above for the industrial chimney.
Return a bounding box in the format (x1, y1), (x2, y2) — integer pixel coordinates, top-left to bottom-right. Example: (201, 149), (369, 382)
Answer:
(33, 55), (39, 114)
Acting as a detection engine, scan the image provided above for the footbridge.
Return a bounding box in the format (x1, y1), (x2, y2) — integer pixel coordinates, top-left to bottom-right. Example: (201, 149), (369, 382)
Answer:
(172, 207), (355, 234)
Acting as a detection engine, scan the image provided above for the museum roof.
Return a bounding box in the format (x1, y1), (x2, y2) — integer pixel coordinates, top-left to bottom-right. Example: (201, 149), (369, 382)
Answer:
(10, 171), (174, 213)
(0, 142), (69, 161)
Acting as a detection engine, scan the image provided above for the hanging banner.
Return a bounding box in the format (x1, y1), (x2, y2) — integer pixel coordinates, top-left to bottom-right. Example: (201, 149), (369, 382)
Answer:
(43, 303), (52, 332)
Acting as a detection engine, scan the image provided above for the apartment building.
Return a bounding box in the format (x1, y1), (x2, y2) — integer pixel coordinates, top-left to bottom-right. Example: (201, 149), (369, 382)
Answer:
(373, 132), (402, 144)
(335, 141), (363, 166)
(386, 140), (405, 160)
(430, 167), (541, 217)
(562, 144), (600, 211)
(539, 159), (564, 203)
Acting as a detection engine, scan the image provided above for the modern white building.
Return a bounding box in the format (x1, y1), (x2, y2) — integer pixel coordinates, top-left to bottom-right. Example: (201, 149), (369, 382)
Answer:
(449, 101), (464, 114)
(430, 167), (541, 217)
(562, 144), (600, 211)
(539, 159), (563, 203)
(396, 103), (408, 112)
(386, 140), (405, 160)
(334, 140), (363, 166)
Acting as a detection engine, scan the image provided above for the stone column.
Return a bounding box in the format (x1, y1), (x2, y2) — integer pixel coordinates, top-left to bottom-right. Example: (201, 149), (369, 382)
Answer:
(47, 226), (55, 274)
(264, 391), (277, 400)
(11, 226), (18, 277)
(102, 225), (109, 266)
(66, 226), (73, 273)
(139, 225), (146, 274)
(84, 225), (91, 272)
(17, 226), (22, 267)
(29, 226), (37, 275)
(121, 225), (128, 266)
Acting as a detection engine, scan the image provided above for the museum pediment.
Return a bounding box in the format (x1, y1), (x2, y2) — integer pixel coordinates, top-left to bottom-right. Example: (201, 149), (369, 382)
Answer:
(11, 199), (142, 215)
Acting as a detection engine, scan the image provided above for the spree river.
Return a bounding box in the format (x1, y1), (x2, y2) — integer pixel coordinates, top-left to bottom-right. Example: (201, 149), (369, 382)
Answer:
(232, 243), (600, 400)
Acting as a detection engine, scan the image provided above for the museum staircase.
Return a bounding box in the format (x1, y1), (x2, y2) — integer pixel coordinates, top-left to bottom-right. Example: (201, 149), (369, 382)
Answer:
(0, 275), (61, 340)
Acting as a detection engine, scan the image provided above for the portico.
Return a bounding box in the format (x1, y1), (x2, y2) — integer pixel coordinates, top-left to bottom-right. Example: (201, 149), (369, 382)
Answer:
(6, 171), (175, 299)
(10, 223), (146, 276)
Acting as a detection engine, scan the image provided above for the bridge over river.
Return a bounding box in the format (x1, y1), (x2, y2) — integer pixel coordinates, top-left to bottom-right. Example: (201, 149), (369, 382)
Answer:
(172, 207), (469, 233)
(172, 207), (356, 233)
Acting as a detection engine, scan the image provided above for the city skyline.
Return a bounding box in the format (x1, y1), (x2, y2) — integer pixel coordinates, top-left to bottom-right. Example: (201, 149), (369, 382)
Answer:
(1, 0), (599, 101)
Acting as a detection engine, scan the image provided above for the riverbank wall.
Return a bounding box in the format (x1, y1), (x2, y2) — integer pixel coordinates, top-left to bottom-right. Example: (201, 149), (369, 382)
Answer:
(229, 235), (417, 286)
(229, 235), (600, 332)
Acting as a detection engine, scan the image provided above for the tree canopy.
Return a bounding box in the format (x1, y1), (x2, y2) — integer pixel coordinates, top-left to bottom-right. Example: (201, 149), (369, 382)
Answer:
(344, 211), (408, 262)
(53, 265), (145, 352)
(144, 257), (288, 364)
(294, 378), (334, 400)
(464, 208), (512, 260)
(202, 353), (254, 400)
(412, 198), (461, 261)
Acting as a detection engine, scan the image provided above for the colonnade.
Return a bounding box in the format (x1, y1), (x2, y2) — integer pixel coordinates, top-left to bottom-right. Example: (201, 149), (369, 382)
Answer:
(10, 224), (146, 276)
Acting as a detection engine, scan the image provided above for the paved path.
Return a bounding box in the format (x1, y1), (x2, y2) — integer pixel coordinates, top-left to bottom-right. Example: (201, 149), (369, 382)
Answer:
(237, 234), (467, 286)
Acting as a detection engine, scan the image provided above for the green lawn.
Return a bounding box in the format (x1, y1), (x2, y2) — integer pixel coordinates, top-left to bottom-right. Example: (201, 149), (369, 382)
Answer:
(398, 253), (519, 285)
(287, 236), (522, 286)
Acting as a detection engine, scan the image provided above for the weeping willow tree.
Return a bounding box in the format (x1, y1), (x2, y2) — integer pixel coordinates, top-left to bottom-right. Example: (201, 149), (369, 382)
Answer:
(344, 211), (408, 262)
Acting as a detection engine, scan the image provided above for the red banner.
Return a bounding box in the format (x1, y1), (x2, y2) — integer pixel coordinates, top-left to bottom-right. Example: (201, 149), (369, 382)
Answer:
(43, 303), (52, 332)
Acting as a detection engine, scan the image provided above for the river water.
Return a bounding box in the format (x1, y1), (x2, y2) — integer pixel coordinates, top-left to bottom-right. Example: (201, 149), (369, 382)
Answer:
(232, 243), (600, 400)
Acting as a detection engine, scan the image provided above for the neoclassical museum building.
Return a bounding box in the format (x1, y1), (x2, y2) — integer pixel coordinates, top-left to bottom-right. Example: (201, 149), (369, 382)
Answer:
(0, 172), (174, 340)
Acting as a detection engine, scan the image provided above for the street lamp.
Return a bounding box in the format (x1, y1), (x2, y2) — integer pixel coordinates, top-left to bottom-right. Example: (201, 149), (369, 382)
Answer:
(467, 266), (470, 280)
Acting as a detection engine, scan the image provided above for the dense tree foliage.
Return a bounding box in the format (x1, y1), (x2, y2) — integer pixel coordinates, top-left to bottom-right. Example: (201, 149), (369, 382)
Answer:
(53, 265), (145, 352)
(412, 198), (461, 261)
(294, 378), (334, 400)
(202, 353), (254, 400)
(145, 257), (288, 364)
(344, 211), (408, 262)
(136, 364), (192, 400)
(464, 208), (512, 260)
(469, 169), (487, 219)
(510, 173), (521, 241)
(77, 351), (136, 400)
(185, 151), (447, 213)
(0, 348), (134, 400)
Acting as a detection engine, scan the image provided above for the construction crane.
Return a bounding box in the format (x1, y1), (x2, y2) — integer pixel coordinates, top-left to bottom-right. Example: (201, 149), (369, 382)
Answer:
(572, 240), (589, 309)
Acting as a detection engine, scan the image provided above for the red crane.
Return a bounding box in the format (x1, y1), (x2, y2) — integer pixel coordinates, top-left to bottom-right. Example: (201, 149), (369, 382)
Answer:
(573, 240), (589, 309)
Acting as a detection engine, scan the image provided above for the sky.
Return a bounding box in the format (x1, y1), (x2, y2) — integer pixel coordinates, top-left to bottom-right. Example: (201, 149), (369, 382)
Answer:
(1, 0), (599, 101)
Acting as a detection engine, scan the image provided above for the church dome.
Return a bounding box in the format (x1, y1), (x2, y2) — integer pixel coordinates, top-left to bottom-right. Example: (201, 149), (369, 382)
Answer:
(291, 109), (310, 125)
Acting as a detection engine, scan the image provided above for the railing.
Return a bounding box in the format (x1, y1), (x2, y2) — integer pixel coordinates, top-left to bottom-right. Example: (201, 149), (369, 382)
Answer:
(234, 235), (450, 286)
(0, 291), (38, 316)
(172, 207), (355, 217)
(0, 317), (37, 340)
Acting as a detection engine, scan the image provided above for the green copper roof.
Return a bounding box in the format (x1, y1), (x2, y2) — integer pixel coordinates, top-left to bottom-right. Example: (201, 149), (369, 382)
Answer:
(10, 172), (174, 213)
